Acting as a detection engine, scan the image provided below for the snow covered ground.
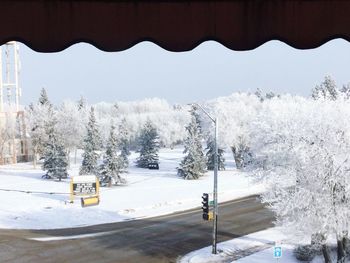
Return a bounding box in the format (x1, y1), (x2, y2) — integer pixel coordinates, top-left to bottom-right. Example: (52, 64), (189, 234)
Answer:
(179, 227), (331, 263)
(0, 147), (264, 229)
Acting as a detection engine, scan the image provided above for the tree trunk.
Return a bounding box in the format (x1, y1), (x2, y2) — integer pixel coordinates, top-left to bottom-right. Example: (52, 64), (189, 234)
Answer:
(74, 148), (77, 164)
(67, 150), (71, 169)
(322, 244), (332, 263)
(231, 146), (243, 169)
(343, 236), (348, 253)
(33, 150), (37, 169)
(337, 236), (346, 263)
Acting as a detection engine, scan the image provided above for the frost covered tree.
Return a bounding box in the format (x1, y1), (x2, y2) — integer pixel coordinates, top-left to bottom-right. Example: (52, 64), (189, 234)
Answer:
(190, 105), (202, 134)
(91, 98), (189, 148)
(311, 75), (338, 100)
(340, 83), (350, 99)
(231, 136), (253, 169)
(250, 97), (350, 263)
(99, 123), (125, 186)
(38, 88), (51, 106)
(178, 108), (206, 179)
(118, 118), (130, 169)
(80, 107), (101, 175)
(56, 100), (86, 166)
(41, 112), (68, 181)
(254, 88), (264, 102)
(136, 120), (160, 168)
(26, 90), (55, 168)
(205, 137), (225, 171)
(206, 93), (260, 169)
(77, 96), (87, 111)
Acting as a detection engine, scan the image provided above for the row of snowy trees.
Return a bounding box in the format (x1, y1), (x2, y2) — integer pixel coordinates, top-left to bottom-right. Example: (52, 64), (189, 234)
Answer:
(25, 88), (228, 182)
(80, 107), (129, 186)
(25, 89), (191, 185)
(26, 91), (191, 163)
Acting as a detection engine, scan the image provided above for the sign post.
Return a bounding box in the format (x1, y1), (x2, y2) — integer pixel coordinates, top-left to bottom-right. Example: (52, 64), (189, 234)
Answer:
(70, 175), (100, 207)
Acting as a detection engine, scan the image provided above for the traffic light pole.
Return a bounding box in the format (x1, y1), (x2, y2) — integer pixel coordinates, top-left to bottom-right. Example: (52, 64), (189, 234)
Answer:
(192, 103), (219, 254)
(212, 117), (218, 254)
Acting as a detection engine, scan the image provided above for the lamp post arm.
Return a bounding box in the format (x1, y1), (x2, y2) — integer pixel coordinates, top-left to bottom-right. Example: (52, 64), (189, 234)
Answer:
(192, 103), (216, 123)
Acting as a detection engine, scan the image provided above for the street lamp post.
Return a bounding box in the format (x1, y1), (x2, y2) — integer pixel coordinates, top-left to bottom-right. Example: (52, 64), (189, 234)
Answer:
(192, 103), (218, 254)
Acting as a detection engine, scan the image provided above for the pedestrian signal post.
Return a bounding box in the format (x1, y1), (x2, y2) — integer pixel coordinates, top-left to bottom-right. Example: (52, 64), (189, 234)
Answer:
(70, 175), (100, 207)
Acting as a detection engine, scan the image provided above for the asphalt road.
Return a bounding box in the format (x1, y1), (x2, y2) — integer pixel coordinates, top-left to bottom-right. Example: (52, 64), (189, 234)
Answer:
(0, 195), (274, 263)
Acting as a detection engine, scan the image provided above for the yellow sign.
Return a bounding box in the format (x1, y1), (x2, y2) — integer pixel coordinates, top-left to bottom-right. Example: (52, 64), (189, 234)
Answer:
(70, 175), (100, 206)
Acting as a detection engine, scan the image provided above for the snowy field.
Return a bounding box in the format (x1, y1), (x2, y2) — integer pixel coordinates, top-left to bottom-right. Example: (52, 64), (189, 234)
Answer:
(0, 147), (264, 229)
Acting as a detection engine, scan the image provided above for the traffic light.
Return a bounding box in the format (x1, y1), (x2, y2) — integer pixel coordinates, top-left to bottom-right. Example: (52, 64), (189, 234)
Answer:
(202, 193), (209, 220)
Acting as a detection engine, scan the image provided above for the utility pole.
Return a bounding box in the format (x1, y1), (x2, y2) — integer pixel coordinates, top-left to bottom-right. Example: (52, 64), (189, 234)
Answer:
(192, 103), (219, 254)
(213, 116), (218, 254)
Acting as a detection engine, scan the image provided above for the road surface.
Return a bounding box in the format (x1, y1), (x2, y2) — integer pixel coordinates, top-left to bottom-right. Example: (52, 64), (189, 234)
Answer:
(0, 195), (274, 263)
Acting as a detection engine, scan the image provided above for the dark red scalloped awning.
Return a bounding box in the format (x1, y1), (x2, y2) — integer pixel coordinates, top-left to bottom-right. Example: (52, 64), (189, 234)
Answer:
(1, 0), (350, 52)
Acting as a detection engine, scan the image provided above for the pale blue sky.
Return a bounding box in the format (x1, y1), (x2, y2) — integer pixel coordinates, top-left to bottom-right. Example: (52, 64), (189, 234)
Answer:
(18, 39), (350, 105)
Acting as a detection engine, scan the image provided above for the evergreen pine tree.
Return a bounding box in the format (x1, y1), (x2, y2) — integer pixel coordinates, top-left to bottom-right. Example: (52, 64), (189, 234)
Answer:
(41, 116), (68, 181)
(178, 109), (207, 179)
(190, 105), (202, 133)
(80, 107), (101, 175)
(205, 137), (225, 171)
(340, 84), (350, 99)
(118, 118), (130, 169)
(99, 123), (125, 186)
(136, 120), (160, 168)
(113, 103), (119, 114)
(254, 88), (264, 102)
(39, 88), (51, 106)
(77, 96), (86, 111)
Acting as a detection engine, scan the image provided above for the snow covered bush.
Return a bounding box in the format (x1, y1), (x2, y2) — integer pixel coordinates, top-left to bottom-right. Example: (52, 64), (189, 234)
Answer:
(293, 244), (317, 262)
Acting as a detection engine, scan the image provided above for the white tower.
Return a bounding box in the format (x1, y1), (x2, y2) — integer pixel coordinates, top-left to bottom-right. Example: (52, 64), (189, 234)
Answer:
(0, 41), (21, 112)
